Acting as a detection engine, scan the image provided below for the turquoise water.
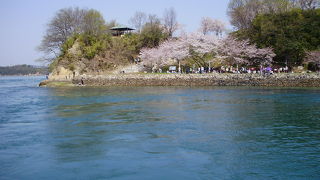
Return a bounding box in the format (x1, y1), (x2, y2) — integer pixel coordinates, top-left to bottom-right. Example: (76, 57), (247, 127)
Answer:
(0, 76), (319, 179)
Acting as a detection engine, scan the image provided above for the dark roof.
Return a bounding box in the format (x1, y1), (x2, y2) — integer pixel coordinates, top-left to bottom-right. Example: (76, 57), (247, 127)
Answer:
(110, 26), (135, 31)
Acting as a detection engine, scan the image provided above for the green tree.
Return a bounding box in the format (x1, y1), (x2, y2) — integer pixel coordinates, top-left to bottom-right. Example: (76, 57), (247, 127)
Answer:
(235, 9), (320, 66)
(140, 20), (168, 48)
(78, 34), (111, 59)
(38, 7), (109, 62)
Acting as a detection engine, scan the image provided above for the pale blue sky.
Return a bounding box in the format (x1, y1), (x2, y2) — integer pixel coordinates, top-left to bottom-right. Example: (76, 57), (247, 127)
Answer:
(0, 0), (231, 66)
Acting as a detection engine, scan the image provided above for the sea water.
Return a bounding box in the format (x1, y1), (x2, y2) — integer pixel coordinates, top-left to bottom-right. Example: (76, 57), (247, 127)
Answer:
(0, 76), (319, 179)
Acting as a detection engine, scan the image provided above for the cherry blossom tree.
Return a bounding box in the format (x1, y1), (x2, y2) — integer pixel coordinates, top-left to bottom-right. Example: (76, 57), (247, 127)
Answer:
(218, 36), (275, 67)
(139, 32), (220, 68)
(139, 33), (275, 70)
(181, 32), (220, 54)
(139, 39), (188, 67)
(304, 51), (320, 70)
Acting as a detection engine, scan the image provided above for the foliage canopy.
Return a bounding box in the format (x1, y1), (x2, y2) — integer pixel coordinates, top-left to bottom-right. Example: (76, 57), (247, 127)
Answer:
(234, 8), (320, 66)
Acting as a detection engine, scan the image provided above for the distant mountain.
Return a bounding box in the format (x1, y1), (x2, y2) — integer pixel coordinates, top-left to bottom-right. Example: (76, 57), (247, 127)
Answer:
(0, 64), (48, 75)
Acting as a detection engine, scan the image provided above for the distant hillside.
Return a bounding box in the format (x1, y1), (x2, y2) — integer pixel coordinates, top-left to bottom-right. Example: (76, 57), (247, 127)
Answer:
(0, 65), (48, 75)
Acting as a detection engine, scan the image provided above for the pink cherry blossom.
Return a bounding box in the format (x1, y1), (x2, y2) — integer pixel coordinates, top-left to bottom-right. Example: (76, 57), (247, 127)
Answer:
(218, 37), (275, 66)
(139, 33), (276, 67)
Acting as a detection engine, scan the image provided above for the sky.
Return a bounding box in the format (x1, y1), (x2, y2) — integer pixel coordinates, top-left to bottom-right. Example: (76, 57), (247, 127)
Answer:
(0, 0), (231, 66)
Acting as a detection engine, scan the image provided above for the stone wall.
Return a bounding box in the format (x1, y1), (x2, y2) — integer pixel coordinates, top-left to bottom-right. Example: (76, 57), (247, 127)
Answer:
(69, 73), (320, 87)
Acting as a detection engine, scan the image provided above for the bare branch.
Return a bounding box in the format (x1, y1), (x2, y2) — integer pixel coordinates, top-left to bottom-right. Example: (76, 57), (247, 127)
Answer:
(163, 8), (179, 37)
(129, 11), (147, 33)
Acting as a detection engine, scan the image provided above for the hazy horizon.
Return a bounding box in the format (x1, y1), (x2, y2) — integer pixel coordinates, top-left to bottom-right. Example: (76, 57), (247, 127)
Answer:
(0, 0), (230, 66)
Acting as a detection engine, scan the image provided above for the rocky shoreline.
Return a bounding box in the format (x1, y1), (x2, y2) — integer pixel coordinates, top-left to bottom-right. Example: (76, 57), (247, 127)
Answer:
(39, 73), (320, 87)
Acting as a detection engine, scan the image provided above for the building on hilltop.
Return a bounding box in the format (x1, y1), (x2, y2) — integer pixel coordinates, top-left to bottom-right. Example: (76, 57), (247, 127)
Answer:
(110, 26), (135, 36)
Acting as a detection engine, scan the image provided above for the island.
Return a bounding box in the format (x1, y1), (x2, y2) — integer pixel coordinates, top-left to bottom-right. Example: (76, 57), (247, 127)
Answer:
(38, 6), (320, 87)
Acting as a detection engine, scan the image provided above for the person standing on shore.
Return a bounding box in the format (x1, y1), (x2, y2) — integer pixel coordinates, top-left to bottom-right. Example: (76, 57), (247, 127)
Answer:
(284, 66), (288, 73)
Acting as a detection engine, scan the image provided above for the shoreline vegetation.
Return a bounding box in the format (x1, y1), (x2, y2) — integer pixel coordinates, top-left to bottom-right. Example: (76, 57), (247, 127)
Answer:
(38, 2), (319, 88)
(0, 65), (48, 76)
(39, 73), (320, 87)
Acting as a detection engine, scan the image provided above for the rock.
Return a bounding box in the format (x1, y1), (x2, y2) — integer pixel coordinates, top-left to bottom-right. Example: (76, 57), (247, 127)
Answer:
(48, 66), (74, 81)
(39, 81), (48, 87)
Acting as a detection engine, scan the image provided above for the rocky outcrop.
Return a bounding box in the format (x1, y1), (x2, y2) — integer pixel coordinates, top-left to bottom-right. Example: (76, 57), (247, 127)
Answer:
(48, 66), (75, 81)
(48, 59), (87, 81)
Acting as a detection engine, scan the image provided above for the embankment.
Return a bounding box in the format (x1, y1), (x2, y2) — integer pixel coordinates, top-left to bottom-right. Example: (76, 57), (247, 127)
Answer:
(39, 73), (320, 87)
